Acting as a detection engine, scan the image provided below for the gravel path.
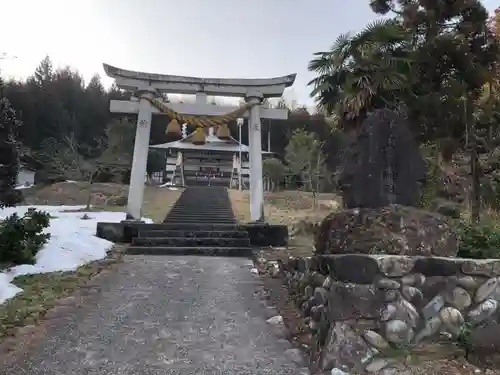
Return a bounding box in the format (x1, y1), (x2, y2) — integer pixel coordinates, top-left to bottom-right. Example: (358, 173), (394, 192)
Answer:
(1, 256), (310, 375)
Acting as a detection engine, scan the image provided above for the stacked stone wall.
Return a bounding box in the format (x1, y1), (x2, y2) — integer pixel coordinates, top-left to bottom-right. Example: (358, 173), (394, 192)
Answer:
(270, 254), (500, 374)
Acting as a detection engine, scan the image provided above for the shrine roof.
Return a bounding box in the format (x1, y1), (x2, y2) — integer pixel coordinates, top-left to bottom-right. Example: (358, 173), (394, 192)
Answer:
(150, 140), (249, 153)
(150, 126), (275, 154)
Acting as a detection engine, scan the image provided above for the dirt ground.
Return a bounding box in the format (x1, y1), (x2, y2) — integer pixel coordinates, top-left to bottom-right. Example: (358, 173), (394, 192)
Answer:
(22, 182), (183, 222)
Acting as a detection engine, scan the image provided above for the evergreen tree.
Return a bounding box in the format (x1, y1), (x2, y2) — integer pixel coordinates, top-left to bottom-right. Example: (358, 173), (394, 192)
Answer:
(0, 76), (22, 207)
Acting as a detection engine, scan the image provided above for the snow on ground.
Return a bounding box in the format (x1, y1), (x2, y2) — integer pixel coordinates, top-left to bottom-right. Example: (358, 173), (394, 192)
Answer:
(15, 183), (35, 190)
(158, 182), (180, 190)
(0, 205), (152, 304)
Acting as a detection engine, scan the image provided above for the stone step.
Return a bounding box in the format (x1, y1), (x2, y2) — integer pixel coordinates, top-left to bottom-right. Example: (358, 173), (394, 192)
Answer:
(165, 215), (235, 221)
(167, 211), (234, 216)
(132, 236), (250, 247)
(170, 204), (233, 212)
(167, 206), (231, 211)
(163, 220), (236, 225)
(126, 246), (253, 257)
(138, 229), (249, 238)
(164, 214), (235, 220)
(154, 223), (240, 230)
(169, 207), (233, 211)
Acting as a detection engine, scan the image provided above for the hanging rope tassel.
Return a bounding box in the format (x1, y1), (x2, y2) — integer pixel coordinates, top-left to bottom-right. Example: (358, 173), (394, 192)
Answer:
(216, 124), (231, 140)
(141, 95), (257, 144)
(165, 119), (181, 135)
(191, 127), (206, 145)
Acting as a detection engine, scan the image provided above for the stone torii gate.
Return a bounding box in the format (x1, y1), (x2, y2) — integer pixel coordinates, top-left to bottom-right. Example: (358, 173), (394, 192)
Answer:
(103, 64), (296, 222)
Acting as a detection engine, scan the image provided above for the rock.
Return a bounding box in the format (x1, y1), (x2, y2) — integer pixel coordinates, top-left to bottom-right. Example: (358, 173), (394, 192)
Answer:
(302, 296), (315, 316)
(284, 348), (306, 366)
(320, 322), (371, 373)
(422, 295), (445, 320)
(401, 273), (426, 287)
(395, 299), (420, 328)
(327, 283), (383, 320)
(311, 271), (326, 287)
(323, 276), (333, 290)
(413, 316), (442, 343)
(106, 195), (127, 206)
(309, 320), (319, 331)
(377, 256), (416, 277)
(413, 258), (462, 277)
(444, 287), (471, 310)
(363, 330), (390, 351)
(456, 276), (478, 291)
(331, 369), (350, 375)
(311, 304), (325, 322)
(315, 205), (458, 257)
(475, 277), (500, 303)
(385, 319), (412, 344)
(314, 287), (328, 306)
(439, 307), (464, 336)
(304, 285), (314, 299)
(365, 357), (399, 373)
(469, 299), (498, 326)
(462, 260), (500, 278)
(384, 290), (401, 302)
(266, 315), (284, 325)
(469, 320), (500, 368)
(380, 304), (397, 322)
(376, 278), (401, 290)
(324, 254), (380, 284)
(338, 108), (426, 209)
(401, 286), (423, 304)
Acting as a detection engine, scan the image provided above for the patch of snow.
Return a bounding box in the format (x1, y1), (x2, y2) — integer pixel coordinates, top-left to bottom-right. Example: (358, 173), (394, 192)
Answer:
(331, 369), (349, 375)
(266, 315), (284, 325)
(65, 180), (77, 183)
(0, 205), (152, 304)
(15, 183), (35, 190)
(158, 182), (179, 190)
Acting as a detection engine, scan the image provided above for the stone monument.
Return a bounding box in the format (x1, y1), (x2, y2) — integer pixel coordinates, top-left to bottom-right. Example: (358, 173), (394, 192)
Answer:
(339, 108), (426, 209)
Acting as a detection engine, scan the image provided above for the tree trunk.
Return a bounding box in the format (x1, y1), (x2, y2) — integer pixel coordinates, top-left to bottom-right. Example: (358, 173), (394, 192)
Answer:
(466, 95), (481, 224)
(85, 173), (94, 210)
(470, 148), (481, 224)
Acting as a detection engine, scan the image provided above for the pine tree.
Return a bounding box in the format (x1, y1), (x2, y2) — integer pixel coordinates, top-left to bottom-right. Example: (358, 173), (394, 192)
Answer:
(0, 76), (22, 207)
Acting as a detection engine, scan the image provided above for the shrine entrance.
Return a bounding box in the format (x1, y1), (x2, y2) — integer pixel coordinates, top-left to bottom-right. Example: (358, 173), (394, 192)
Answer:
(103, 63), (296, 222)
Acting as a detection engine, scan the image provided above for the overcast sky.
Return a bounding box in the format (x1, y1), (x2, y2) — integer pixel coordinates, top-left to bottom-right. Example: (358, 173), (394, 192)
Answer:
(0, 0), (498, 107)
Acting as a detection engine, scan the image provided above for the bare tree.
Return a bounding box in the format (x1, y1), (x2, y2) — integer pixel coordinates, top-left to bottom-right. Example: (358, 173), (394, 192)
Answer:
(35, 126), (131, 209)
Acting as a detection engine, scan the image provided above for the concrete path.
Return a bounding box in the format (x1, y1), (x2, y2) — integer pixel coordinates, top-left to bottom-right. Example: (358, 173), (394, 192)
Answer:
(1, 256), (310, 375)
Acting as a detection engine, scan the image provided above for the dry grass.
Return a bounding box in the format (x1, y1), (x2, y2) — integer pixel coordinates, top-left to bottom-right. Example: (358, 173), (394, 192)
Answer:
(141, 186), (183, 222)
(0, 246), (124, 344)
(230, 189), (342, 259)
(22, 182), (183, 223)
(229, 189), (340, 225)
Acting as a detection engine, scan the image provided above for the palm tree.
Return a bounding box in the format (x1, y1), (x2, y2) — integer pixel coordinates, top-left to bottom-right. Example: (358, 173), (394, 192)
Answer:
(308, 19), (413, 129)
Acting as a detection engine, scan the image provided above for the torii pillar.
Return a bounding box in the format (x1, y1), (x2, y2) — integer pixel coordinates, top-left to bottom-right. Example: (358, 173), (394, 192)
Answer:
(126, 89), (156, 221)
(246, 92), (265, 222)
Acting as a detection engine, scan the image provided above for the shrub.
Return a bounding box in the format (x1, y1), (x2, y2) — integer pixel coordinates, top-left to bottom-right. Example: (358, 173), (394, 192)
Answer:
(0, 208), (51, 265)
(457, 221), (500, 259)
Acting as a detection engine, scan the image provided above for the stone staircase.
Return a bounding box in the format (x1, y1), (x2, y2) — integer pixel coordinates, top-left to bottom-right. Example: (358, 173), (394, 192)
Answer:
(127, 187), (252, 256)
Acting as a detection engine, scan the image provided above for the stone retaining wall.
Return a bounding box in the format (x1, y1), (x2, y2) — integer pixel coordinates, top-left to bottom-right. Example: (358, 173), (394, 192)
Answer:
(272, 254), (500, 374)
